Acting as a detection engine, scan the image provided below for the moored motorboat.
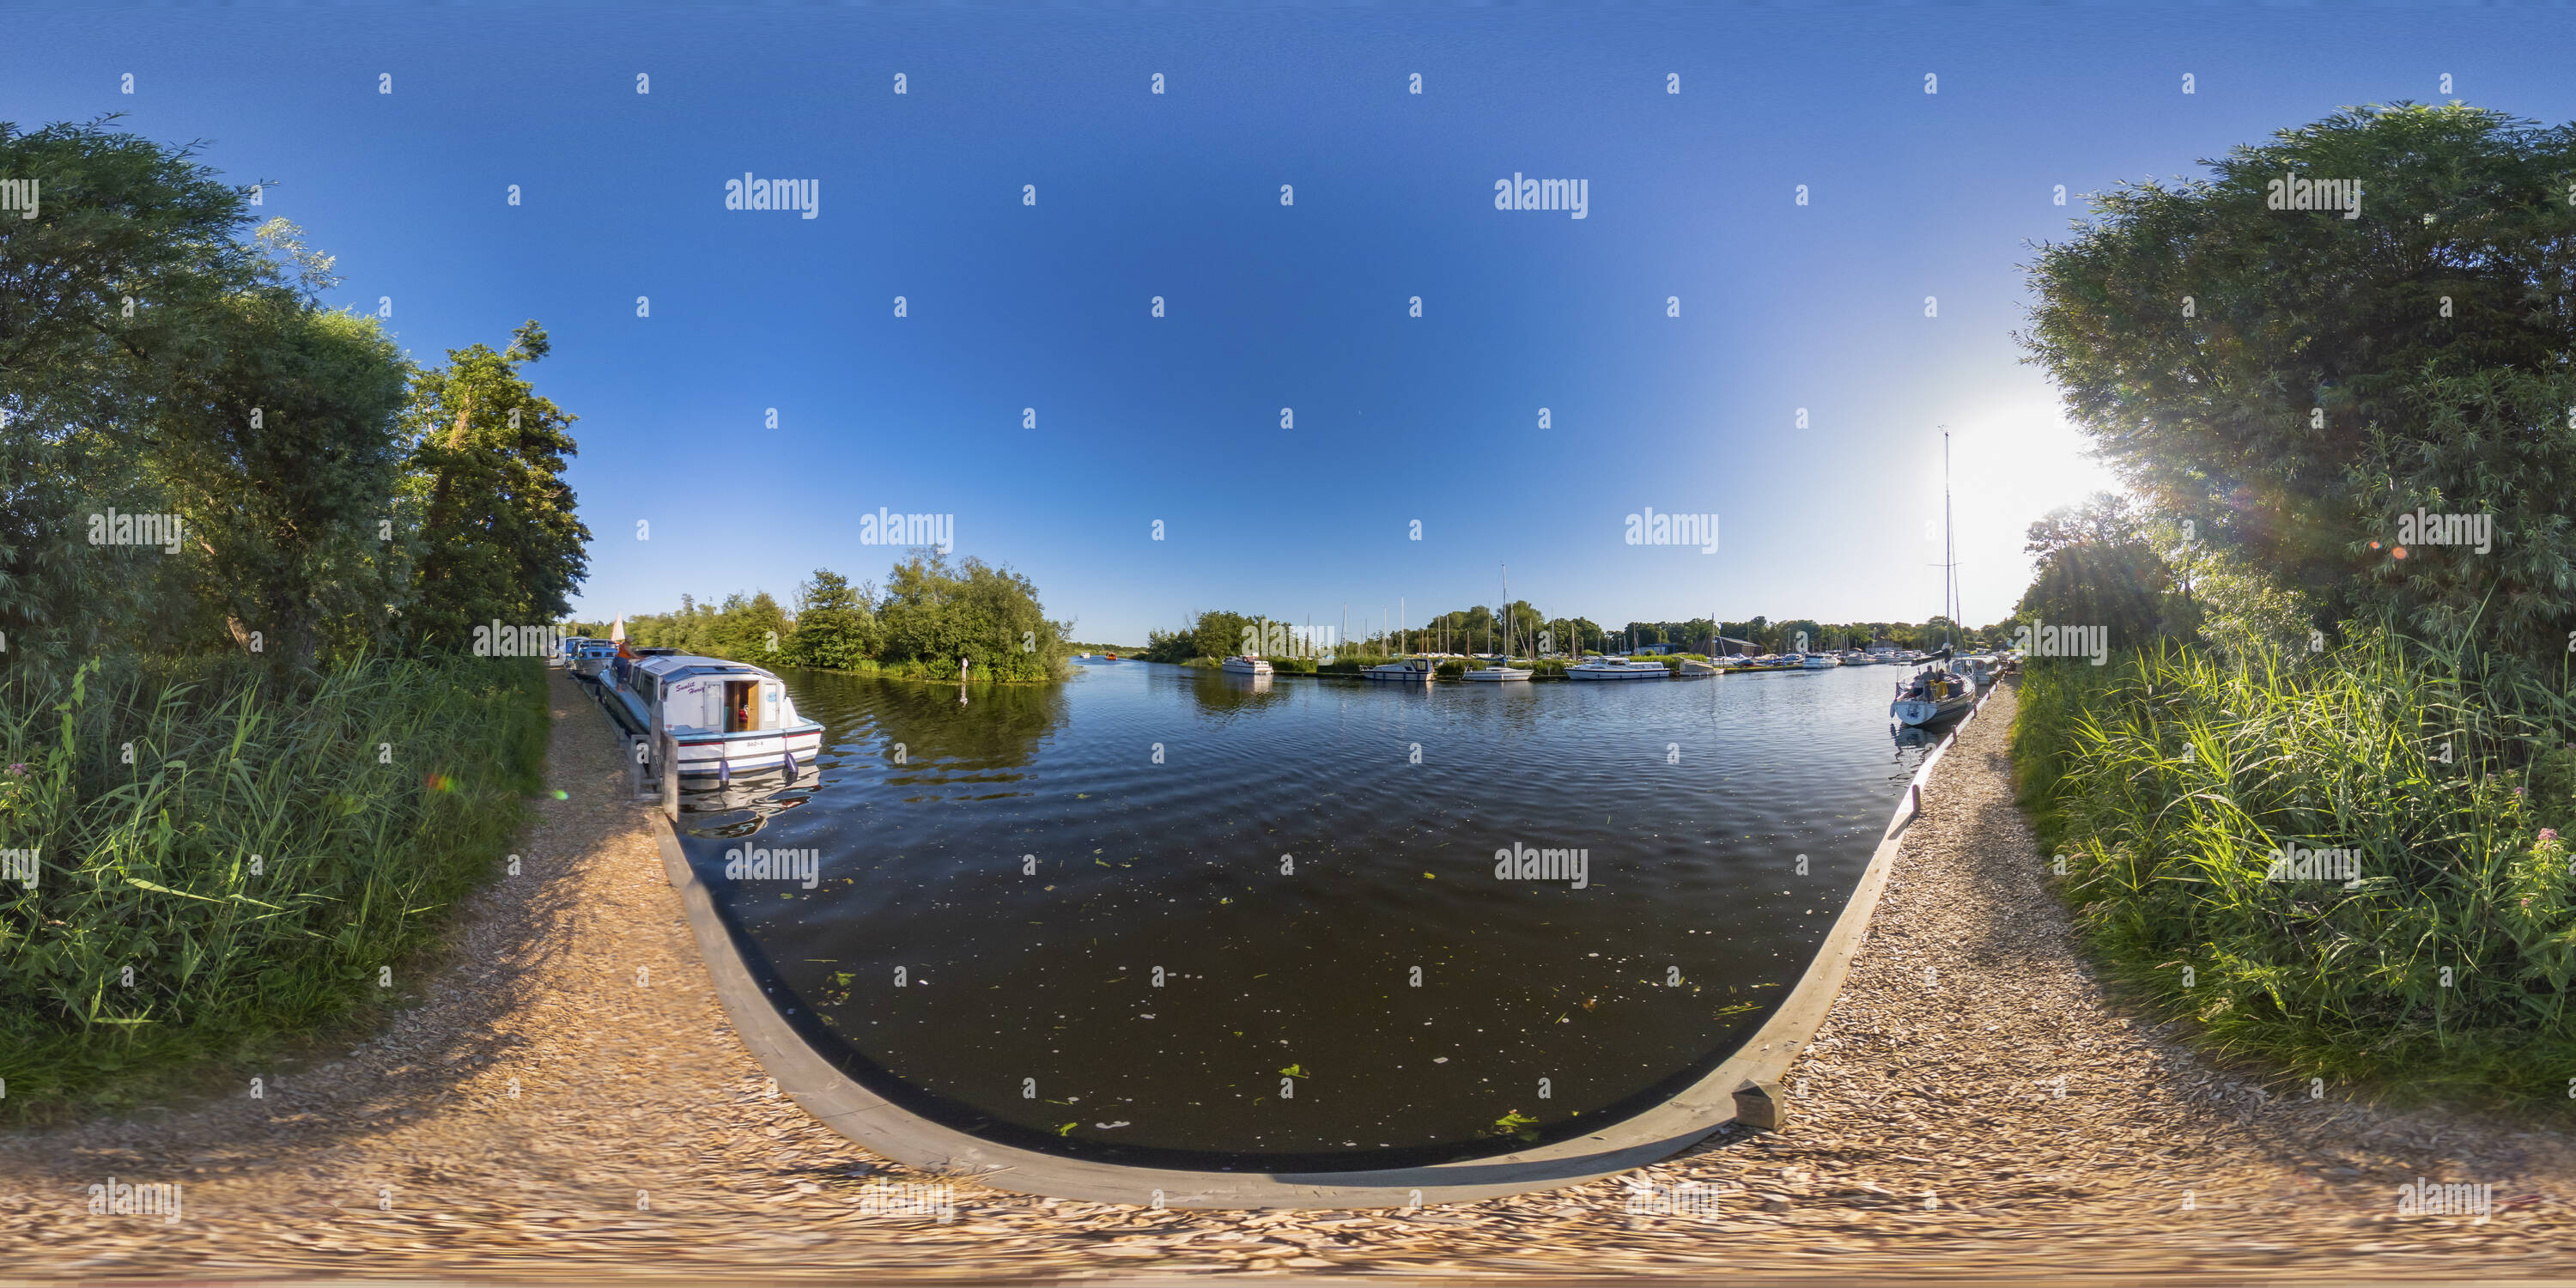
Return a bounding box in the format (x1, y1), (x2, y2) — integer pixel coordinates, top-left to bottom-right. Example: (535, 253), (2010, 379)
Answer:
(567, 637), (619, 680)
(1566, 656), (1668, 680)
(1727, 655), (1801, 673)
(609, 652), (826, 786)
(1220, 654), (1273, 677)
(1362, 658), (1437, 682)
(1799, 653), (1842, 669)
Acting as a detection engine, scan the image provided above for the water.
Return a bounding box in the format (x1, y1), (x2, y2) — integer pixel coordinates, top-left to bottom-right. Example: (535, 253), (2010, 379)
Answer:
(680, 660), (1940, 1170)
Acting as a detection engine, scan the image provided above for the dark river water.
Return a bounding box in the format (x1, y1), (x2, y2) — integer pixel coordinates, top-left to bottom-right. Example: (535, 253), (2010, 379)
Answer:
(677, 659), (1938, 1170)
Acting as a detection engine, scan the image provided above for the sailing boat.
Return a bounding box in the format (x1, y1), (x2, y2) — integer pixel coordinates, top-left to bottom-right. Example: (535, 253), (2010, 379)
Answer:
(1892, 427), (1978, 727)
(1464, 565), (1534, 681)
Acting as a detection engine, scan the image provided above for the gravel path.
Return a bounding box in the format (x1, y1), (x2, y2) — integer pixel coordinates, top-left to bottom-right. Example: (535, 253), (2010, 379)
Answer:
(2, 672), (2569, 1282)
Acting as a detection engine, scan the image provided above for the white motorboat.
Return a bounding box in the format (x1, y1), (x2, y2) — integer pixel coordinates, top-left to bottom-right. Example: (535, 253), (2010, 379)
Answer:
(1462, 663), (1534, 681)
(608, 652), (825, 787)
(1799, 653), (1842, 669)
(566, 636), (619, 680)
(1566, 656), (1668, 680)
(1362, 658), (1437, 682)
(1219, 655), (1273, 677)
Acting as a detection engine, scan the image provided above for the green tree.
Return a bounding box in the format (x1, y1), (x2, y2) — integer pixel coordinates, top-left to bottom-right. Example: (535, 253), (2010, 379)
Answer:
(2014, 492), (2172, 653)
(2022, 101), (2576, 660)
(788, 569), (878, 669)
(403, 320), (591, 651)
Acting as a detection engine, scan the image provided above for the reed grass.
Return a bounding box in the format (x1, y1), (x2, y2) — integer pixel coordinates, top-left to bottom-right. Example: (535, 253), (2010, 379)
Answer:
(0, 653), (549, 1120)
(2012, 633), (2576, 1110)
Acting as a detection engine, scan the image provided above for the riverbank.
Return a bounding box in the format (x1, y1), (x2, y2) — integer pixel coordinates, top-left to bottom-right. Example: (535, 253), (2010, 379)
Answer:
(1, 674), (2567, 1281)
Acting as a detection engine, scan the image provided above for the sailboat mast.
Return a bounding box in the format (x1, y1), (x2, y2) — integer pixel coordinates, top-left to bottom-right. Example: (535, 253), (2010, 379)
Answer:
(1943, 427), (1956, 651)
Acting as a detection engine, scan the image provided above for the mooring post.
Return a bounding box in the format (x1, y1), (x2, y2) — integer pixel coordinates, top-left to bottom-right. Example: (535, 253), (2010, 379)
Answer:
(1733, 1078), (1788, 1131)
(660, 731), (679, 822)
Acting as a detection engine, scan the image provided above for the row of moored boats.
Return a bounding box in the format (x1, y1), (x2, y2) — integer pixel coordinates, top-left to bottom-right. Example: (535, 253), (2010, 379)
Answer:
(556, 631), (825, 789)
(1212, 645), (2013, 726)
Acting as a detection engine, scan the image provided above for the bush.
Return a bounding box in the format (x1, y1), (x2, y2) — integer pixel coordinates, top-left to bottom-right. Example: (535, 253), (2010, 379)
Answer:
(2014, 635), (2576, 1109)
(0, 654), (549, 1119)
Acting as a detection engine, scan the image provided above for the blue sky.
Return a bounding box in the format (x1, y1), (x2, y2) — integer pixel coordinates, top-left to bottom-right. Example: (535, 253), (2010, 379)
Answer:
(10, 4), (2573, 644)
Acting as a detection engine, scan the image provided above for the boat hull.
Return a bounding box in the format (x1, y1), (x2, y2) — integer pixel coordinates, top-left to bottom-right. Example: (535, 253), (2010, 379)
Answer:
(672, 726), (827, 781)
(1461, 668), (1534, 681)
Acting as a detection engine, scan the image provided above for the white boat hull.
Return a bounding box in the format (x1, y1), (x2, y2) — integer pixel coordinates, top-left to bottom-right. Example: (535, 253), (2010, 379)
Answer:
(1461, 667), (1533, 681)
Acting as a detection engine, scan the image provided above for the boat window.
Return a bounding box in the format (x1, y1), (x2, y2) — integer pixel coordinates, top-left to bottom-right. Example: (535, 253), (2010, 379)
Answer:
(724, 679), (757, 732)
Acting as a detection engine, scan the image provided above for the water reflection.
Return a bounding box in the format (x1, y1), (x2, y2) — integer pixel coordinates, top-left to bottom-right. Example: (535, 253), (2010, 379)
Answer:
(1183, 665), (1286, 714)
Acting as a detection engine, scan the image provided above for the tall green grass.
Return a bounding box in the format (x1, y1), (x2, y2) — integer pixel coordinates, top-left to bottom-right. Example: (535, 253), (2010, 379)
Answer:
(2013, 635), (2576, 1109)
(0, 654), (549, 1119)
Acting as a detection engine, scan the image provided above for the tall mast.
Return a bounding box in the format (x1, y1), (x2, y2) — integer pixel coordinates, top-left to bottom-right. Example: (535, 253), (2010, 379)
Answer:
(1941, 425), (1957, 652)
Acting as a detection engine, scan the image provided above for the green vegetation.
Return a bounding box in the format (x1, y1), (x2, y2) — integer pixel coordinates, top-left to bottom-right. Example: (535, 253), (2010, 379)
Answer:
(2014, 101), (2576, 1109)
(1, 119), (586, 1114)
(584, 552), (1072, 683)
(2014, 636), (2576, 1109)
(0, 654), (550, 1120)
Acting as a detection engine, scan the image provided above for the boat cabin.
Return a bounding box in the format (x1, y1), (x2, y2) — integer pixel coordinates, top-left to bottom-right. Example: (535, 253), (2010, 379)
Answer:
(623, 654), (798, 737)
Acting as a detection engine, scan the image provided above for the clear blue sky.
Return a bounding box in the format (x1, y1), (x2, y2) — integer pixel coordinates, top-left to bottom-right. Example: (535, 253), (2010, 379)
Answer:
(11, 5), (2572, 644)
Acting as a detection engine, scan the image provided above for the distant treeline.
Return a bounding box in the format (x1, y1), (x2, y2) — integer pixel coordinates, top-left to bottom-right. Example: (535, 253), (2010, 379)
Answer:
(572, 552), (1072, 683)
(1146, 605), (2008, 664)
